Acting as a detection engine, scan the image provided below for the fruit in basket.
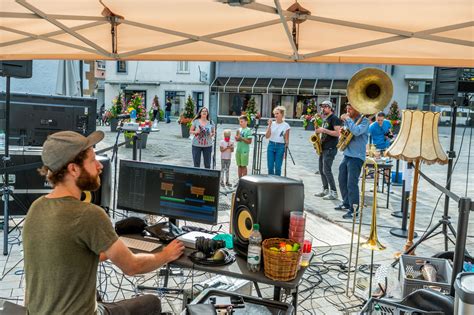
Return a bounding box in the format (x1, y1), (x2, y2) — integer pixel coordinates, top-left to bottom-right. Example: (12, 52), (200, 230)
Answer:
(269, 247), (279, 252)
(285, 244), (293, 252)
(292, 243), (300, 251)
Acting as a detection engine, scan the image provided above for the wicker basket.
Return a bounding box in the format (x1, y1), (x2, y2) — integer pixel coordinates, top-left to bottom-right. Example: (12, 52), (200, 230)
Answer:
(262, 238), (301, 281)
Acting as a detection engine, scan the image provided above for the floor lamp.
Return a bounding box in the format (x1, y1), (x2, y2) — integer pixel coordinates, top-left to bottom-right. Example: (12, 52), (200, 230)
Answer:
(385, 110), (448, 255)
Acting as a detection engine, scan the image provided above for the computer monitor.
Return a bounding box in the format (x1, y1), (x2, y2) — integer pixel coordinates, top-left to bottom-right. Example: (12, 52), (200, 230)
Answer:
(0, 92), (97, 146)
(117, 160), (220, 225)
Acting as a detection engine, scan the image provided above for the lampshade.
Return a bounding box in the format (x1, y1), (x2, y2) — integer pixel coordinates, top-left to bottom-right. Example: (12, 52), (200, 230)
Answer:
(385, 110), (448, 165)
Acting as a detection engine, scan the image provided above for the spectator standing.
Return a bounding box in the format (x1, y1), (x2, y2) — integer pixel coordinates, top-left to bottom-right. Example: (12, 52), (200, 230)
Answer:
(265, 106), (290, 176)
(235, 115), (253, 179)
(190, 107), (215, 169)
(219, 129), (234, 187)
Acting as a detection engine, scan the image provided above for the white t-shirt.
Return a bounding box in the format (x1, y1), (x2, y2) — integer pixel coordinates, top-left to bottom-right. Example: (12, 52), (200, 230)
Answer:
(219, 140), (233, 160)
(269, 121), (291, 143)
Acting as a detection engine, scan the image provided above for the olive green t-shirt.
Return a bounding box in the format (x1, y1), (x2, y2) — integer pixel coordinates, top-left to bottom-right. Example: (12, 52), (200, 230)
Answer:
(23, 196), (118, 315)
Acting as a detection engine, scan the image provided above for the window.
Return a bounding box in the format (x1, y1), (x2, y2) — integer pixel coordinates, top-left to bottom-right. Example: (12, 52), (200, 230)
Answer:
(165, 91), (186, 115)
(406, 80), (432, 110)
(117, 61), (127, 73)
(177, 61), (189, 74)
(96, 60), (106, 70)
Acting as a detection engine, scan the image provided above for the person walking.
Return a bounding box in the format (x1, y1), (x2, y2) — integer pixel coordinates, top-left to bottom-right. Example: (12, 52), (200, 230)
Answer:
(336, 103), (369, 219)
(165, 98), (172, 123)
(190, 107), (215, 169)
(314, 100), (341, 200)
(265, 106), (290, 176)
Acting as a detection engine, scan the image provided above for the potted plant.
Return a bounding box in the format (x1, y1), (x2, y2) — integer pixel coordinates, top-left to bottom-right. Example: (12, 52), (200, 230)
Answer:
(242, 97), (261, 127)
(108, 93), (125, 132)
(387, 101), (402, 134)
(123, 93), (149, 149)
(301, 99), (318, 130)
(178, 96), (195, 138)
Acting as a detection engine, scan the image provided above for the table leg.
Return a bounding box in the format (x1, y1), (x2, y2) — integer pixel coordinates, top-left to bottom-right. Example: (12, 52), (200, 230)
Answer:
(386, 171), (391, 209)
(292, 286), (299, 314)
(163, 264), (170, 287)
(273, 286), (281, 301)
(381, 168), (385, 194)
(253, 282), (262, 298)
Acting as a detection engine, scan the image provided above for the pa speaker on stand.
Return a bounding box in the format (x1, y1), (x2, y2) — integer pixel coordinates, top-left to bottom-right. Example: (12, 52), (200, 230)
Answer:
(231, 175), (304, 257)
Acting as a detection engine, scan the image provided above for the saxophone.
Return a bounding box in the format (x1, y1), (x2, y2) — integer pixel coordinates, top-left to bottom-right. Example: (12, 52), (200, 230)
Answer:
(310, 118), (322, 155)
(337, 116), (364, 151)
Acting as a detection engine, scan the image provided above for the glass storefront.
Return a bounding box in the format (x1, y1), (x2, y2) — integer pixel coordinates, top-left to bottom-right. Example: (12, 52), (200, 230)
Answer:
(406, 80), (432, 110)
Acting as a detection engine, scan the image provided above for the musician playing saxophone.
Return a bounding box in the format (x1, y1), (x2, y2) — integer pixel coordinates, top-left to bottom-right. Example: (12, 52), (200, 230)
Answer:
(336, 103), (370, 219)
(314, 100), (341, 200)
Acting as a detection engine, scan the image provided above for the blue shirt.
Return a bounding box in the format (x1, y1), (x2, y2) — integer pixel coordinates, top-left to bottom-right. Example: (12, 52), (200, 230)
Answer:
(343, 116), (369, 161)
(369, 120), (392, 150)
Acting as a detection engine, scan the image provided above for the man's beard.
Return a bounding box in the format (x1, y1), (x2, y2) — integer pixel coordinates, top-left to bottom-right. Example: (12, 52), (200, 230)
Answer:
(76, 166), (101, 192)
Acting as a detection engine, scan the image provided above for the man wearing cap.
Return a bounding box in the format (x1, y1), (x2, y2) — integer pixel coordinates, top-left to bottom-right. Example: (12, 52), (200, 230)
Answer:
(314, 100), (341, 200)
(22, 130), (184, 315)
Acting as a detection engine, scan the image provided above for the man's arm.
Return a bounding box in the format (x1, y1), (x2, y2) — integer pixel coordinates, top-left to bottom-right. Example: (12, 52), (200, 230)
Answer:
(103, 239), (184, 276)
(346, 117), (369, 136)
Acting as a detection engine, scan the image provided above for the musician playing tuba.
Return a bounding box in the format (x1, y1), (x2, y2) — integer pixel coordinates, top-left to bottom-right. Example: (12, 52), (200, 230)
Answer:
(335, 103), (370, 219)
(313, 100), (342, 200)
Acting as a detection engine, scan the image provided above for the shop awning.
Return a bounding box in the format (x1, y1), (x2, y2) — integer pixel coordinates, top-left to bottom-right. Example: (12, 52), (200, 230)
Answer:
(211, 76), (348, 95)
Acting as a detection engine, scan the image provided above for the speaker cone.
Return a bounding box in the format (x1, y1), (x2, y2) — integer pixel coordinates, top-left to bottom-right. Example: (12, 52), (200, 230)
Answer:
(235, 206), (253, 241)
(81, 191), (93, 203)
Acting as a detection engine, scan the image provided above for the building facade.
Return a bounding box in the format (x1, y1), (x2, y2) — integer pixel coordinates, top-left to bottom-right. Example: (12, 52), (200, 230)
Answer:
(210, 63), (434, 124)
(104, 61), (211, 116)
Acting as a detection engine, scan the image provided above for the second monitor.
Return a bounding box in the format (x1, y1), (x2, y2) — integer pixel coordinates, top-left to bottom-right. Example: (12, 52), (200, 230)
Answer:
(117, 160), (220, 225)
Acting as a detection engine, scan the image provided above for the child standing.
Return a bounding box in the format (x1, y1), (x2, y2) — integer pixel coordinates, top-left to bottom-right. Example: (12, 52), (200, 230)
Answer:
(219, 129), (234, 187)
(235, 115), (253, 178)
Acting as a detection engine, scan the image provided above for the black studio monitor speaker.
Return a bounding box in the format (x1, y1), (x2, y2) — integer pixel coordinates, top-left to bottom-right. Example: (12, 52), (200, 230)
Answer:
(231, 175), (304, 257)
(432, 67), (474, 106)
(80, 155), (111, 210)
(0, 150), (111, 216)
(0, 60), (32, 78)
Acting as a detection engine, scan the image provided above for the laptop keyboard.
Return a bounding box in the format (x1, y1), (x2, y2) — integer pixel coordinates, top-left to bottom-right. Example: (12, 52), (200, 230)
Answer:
(119, 236), (161, 252)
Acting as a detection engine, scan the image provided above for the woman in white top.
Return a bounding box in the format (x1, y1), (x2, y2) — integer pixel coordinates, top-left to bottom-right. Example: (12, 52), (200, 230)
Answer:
(265, 106), (291, 176)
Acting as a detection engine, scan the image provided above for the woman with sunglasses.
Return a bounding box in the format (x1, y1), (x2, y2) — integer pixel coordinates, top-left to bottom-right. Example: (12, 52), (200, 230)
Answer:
(190, 107), (215, 169)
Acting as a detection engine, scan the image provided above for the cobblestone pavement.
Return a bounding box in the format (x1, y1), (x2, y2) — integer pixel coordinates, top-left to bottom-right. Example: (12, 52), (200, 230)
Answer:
(1, 120), (473, 314)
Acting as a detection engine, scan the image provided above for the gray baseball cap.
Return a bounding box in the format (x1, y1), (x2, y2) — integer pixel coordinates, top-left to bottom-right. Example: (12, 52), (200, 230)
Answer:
(42, 130), (104, 172)
(320, 100), (333, 108)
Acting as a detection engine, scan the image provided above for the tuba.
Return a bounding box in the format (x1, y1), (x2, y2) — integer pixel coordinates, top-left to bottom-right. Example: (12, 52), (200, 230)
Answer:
(309, 119), (322, 155)
(337, 68), (393, 151)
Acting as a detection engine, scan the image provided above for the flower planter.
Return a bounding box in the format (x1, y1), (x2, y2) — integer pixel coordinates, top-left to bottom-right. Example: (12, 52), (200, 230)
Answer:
(110, 118), (119, 132)
(124, 133), (148, 149)
(181, 124), (190, 138)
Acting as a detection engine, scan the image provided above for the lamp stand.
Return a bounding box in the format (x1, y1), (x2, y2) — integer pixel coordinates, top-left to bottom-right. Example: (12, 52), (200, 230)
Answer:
(403, 159), (420, 255)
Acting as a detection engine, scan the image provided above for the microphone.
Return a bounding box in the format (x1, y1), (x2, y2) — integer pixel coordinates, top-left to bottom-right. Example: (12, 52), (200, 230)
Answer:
(117, 114), (131, 119)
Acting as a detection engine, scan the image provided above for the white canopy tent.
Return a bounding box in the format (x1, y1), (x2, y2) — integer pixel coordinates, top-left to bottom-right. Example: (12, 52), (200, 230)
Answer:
(0, 0), (473, 66)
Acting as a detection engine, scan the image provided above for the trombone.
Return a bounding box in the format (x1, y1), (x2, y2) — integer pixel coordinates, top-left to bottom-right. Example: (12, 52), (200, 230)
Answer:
(346, 157), (386, 298)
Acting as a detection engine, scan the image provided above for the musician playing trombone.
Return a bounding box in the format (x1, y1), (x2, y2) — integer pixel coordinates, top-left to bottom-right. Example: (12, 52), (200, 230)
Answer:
(336, 103), (370, 219)
(314, 100), (342, 200)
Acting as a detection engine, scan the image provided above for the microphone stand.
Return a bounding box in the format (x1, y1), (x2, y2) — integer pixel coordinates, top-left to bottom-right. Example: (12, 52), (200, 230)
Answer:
(111, 121), (124, 219)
